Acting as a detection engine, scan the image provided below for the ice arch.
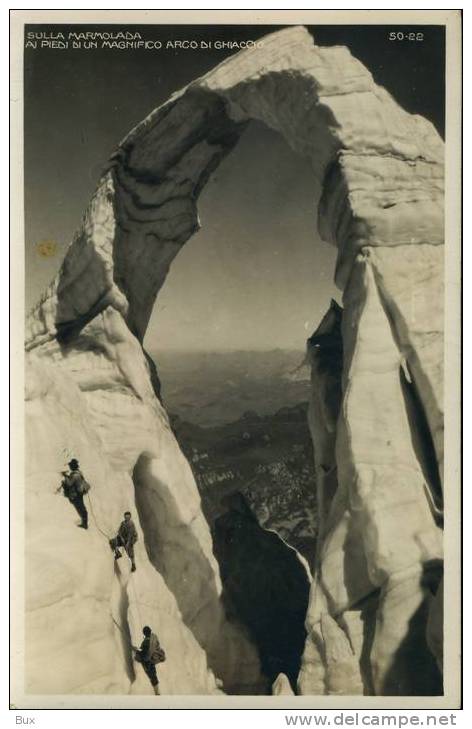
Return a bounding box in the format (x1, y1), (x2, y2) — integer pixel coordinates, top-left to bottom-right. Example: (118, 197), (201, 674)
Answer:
(26, 26), (444, 696)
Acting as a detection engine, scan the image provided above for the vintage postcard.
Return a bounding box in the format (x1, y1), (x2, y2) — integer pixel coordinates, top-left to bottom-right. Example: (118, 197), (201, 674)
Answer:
(10, 9), (462, 711)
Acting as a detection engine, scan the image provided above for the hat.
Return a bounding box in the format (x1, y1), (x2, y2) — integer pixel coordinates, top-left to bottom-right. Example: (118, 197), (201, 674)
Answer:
(68, 458), (79, 469)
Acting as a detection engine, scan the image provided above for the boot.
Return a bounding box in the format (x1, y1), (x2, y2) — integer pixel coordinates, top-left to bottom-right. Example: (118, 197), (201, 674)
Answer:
(153, 684), (160, 695)
(131, 562), (136, 572)
(78, 523), (88, 529)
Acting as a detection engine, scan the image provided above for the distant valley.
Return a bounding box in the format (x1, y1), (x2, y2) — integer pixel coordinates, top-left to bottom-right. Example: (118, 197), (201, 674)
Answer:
(152, 349), (318, 563)
(153, 349), (312, 427)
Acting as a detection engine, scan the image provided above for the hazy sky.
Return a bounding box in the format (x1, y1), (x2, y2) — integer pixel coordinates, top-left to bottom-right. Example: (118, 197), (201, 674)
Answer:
(24, 23), (445, 351)
(149, 121), (336, 351)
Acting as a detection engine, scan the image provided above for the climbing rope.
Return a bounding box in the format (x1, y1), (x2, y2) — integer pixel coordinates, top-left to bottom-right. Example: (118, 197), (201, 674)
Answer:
(129, 568), (144, 627)
(85, 491), (146, 631)
(57, 451), (150, 651)
(57, 403), (157, 671)
(86, 492), (113, 540)
(112, 615), (127, 636)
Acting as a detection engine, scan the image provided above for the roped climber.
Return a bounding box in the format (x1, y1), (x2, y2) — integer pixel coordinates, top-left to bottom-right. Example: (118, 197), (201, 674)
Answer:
(56, 458), (90, 529)
(110, 511), (138, 571)
(133, 626), (165, 695)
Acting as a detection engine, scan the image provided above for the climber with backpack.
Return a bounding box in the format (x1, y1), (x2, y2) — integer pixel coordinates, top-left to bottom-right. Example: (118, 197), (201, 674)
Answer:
(56, 458), (90, 529)
(133, 625), (166, 695)
(109, 511), (138, 571)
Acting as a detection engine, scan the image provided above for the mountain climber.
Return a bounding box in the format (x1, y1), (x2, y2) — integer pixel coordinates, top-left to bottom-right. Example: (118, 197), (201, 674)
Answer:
(133, 626), (165, 695)
(56, 458), (90, 529)
(110, 511), (138, 571)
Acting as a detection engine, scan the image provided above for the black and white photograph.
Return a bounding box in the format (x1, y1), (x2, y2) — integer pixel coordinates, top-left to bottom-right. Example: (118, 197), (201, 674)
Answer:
(10, 8), (462, 711)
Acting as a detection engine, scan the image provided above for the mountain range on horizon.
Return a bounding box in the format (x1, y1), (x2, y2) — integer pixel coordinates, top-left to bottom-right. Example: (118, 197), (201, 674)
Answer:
(152, 348), (311, 427)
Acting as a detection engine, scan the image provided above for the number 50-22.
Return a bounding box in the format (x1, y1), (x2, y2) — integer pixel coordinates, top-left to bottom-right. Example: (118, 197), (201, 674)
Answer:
(389, 32), (424, 41)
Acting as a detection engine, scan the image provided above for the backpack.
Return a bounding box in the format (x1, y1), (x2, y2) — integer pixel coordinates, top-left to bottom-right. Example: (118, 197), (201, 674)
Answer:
(77, 474), (91, 495)
(149, 634), (166, 664)
(62, 471), (90, 498)
(152, 646), (166, 664)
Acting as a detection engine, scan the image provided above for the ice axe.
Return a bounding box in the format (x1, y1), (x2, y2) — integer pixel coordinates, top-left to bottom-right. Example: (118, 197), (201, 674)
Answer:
(54, 470), (69, 494)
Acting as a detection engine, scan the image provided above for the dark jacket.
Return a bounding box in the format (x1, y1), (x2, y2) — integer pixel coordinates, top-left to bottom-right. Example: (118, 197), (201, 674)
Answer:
(62, 470), (86, 500)
(118, 519), (138, 547)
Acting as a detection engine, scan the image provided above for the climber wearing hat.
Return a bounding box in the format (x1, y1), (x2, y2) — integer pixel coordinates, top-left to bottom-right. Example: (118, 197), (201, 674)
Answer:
(109, 511), (138, 571)
(56, 458), (90, 529)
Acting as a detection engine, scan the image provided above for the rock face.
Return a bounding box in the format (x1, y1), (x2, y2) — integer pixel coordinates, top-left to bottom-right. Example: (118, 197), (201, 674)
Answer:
(213, 493), (311, 691)
(25, 26), (444, 696)
(171, 402), (318, 563)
